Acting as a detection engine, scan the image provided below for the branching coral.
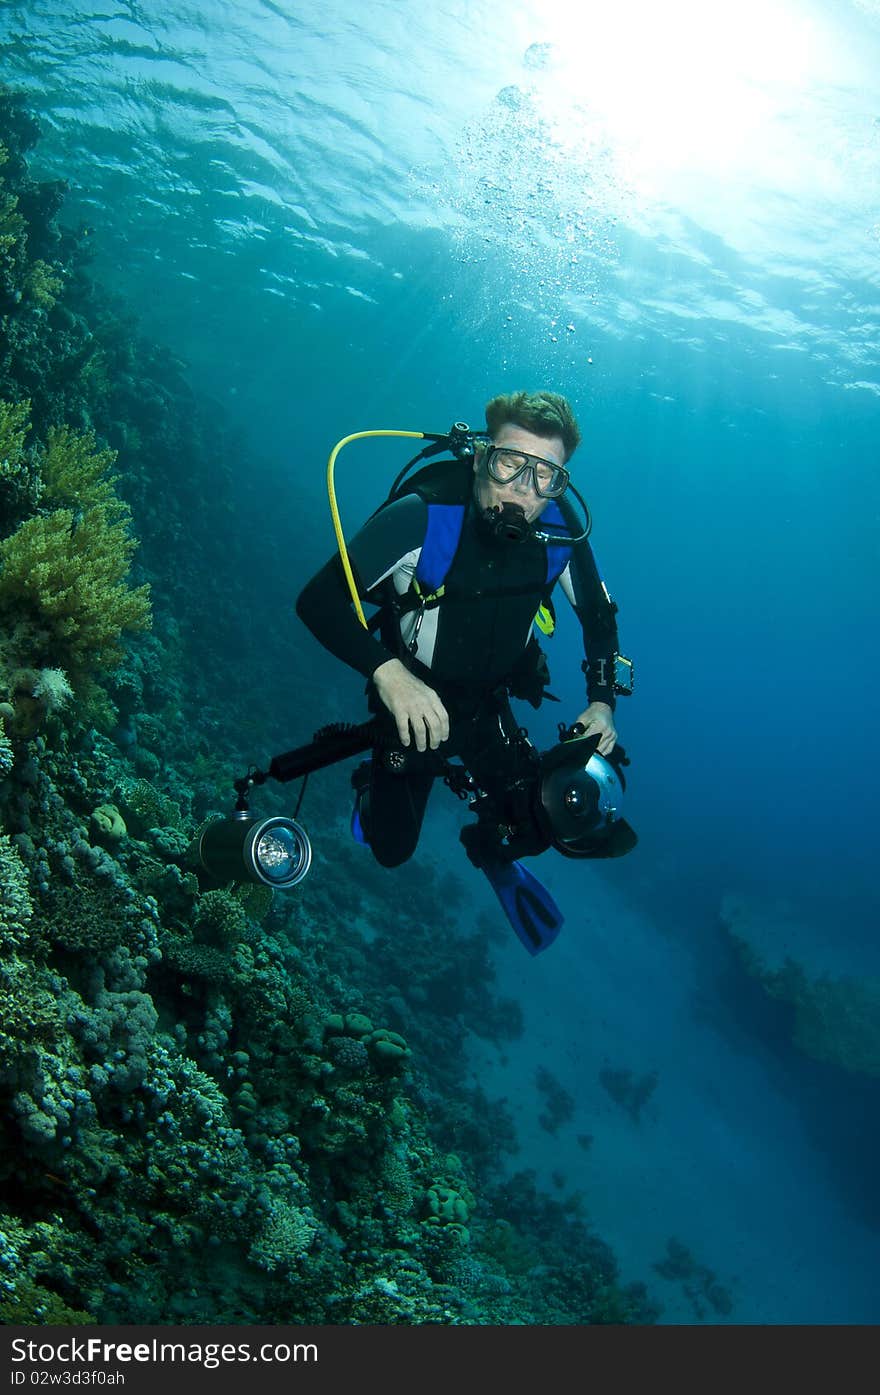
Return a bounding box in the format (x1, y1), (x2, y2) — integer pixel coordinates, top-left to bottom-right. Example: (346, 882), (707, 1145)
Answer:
(249, 1199), (319, 1273)
(0, 717), (13, 778)
(0, 397), (39, 515)
(30, 667), (73, 711)
(0, 143), (28, 304)
(119, 777), (181, 836)
(0, 412), (151, 675)
(0, 506), (151, 674)
(0, 833), (33, 952)
(0, 397), (30, 483)
(193, 889), (249, 947)
(0, 957), (64, 1075)
(23, 259), (62, 311)
(40, 424), (118, 514)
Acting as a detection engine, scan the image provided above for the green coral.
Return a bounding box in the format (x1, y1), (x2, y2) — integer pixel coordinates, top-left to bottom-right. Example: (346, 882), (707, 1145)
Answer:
(119, 778), (182, 836)
(425, 1183), (472, 1225)
(149, 826), (190, 858)
(323, 1013), (411, 1070)
(0, 398), (39, 513)
(0, 510), (151, 674)
(0, 412), (151, 675)
(0, 957), (64, 1070)
(366, 1028), (411, 1069)
(0, 397), (30, 482)
(380, 1149), (415, 1218)
(423, 1177), (475, 1244)
(0, 1281), (96, 1326)
(0, 834), (33, 951)
(249, 1200), (319, 1273)
(232, 881), (274, 925)
(0, 716), (12, 777)
(41, 425), (118, 513)
(43, 879), (133, 956)
(324, 1012), (371, 1040)
(23, 258), (63, 311)
(192, 892), (248, 948)
(194, 889), (249, 947)
(160, 930), (237, 985)
(0, 143), (28, 295)
(0, 1215), (97, 1324)
(90, 803), (126, 842)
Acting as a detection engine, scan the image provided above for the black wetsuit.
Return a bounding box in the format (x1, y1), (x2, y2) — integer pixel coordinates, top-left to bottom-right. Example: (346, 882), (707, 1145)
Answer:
(296, 488), (620, 867)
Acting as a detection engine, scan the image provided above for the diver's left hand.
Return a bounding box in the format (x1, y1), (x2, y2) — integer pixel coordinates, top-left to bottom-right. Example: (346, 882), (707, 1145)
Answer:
(574, 702), (617, 756)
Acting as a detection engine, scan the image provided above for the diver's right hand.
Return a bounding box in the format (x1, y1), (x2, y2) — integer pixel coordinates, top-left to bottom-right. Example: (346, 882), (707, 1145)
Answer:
(371, 658), (450, 752)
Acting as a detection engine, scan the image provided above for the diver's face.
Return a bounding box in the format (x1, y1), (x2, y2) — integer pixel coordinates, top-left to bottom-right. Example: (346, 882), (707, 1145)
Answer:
(472, 424), (565, 523)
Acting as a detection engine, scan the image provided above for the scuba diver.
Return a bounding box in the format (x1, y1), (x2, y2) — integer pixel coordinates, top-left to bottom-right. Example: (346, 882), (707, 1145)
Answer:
(292, 389), (637, 955)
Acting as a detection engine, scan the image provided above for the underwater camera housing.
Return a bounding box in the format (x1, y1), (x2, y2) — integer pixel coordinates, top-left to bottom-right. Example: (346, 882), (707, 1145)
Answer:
(459, 725), (637, 865)
(197, 718), (636, 892)
(535, 729), (637, 859)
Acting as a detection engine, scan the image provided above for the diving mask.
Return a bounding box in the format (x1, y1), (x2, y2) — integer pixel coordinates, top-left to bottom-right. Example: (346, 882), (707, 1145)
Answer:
(485, 445), (570, 499)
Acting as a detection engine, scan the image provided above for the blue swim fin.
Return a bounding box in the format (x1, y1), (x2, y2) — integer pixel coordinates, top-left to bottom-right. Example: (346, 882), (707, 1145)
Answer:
(350, 765), (371, 846)
(481, 858), (564, 955)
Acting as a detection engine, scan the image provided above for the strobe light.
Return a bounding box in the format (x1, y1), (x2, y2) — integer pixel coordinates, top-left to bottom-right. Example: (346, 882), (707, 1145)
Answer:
(198, 811), (312, 888)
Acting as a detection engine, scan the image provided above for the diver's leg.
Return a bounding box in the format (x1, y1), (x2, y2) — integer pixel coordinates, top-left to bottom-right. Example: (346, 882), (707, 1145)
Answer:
(454, 695), (548, 864)
(362, 758), (434, 868)
(356, 688), (436, 867)
(454, 701), (564, 954)
(458, 693), (533, 797)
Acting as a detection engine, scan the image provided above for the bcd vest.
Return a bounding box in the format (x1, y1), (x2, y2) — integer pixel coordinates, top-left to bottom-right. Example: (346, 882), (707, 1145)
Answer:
(383, 457), (575, 636)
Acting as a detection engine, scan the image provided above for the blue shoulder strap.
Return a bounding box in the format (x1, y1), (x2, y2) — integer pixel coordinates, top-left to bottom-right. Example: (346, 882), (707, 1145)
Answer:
(415, 502), (466, 595)
(416, 499), (573, 598)
(541, 500), (573, 586)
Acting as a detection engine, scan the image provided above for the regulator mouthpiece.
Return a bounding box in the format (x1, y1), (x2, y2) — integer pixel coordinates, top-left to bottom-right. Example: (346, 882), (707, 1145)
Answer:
(483, 502), (529, 542)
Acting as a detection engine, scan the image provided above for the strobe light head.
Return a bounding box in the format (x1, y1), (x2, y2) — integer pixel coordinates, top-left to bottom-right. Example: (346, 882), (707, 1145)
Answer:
(198, 812), (312, 888)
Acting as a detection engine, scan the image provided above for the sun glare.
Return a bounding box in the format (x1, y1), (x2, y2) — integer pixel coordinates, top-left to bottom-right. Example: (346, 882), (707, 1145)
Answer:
(514, 0), (823, 198)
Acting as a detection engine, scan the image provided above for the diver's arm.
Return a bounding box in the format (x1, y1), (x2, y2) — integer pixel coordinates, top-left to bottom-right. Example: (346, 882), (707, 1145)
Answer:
(573, 700), (617, 756)
(296, 496), (450, 747)
(558, 542), (620, 708)
(557, 540), (621, 755)
(296, 552), (393, 677)
(295, 494), (431, 678)
(372, 658), (449, 751)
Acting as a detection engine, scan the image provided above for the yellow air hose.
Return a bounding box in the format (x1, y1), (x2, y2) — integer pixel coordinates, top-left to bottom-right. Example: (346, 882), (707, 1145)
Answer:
(326, 430), (428, 628)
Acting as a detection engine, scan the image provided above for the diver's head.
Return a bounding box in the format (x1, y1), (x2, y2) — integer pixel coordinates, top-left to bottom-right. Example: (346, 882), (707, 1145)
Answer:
(472, 423), (569, 530)
(472, 390), (579, 532)
(485, 389), (581, 462)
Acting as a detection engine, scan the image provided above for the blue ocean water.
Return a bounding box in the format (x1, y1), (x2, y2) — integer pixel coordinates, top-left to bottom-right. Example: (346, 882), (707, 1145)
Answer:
(2, 0), (879, 1324)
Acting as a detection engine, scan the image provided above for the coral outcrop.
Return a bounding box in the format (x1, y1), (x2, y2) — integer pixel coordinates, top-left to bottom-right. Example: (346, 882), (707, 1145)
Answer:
(721, 893), (880, 1079)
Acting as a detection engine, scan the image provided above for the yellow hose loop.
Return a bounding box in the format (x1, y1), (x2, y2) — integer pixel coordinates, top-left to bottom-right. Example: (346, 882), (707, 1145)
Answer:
(327, 430), (427, 628)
